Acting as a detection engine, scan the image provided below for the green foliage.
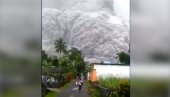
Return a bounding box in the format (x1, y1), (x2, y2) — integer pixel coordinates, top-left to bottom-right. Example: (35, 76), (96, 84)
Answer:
(107, 81), (130, 97)
(117, 52), (130, 64)
(68, 47), (86, 75)
(43, 38), (86, 80)
(68, 47), (80, 60)
(54, 38), (67, 57)
(98, 77), (129, 89)
(42, 50), (48, 60)
(98, 77), (130, 97)
(51, 58), (59, 67)
(107, 91), (119, 97)
(42, 60), (52, 75)
(87, 81), (101, 97)
(45, 91), (58, 97)
(118, 81), (130, 97)
(60, 80), (73, 90)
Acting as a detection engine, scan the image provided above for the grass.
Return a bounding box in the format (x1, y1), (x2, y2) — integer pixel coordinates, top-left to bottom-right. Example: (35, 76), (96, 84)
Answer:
(98, 77), (129, 89)
(97, 77), (130, 97)
(45, 91), (58, 97)
(60, 80), (72, 90)
(86, 81), (101, 97)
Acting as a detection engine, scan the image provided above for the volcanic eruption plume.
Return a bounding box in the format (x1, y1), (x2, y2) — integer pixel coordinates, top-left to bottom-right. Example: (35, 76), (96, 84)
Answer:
(42, 0), (129, 63)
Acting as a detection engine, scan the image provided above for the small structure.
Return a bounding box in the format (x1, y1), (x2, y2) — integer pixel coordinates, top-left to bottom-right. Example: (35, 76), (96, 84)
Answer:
(88, 64), (97, 82)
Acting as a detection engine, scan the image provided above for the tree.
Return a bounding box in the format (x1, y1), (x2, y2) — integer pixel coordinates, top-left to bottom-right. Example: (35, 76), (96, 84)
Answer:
(117, 52), (130, 64)
(68, 47), (85, 76)
(52, 58), (59, 67)
(42, 50), (48, 60)
(68, 47), (82, 62)
(54, 38), (67, 58)
(42, 59), (52, 76)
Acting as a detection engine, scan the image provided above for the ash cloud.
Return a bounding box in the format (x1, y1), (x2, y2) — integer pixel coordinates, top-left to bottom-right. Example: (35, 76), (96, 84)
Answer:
(42, 0), (129, 63)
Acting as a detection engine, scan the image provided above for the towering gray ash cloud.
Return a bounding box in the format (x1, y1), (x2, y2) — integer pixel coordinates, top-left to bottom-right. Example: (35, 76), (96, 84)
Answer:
(42, 0), (129, 63)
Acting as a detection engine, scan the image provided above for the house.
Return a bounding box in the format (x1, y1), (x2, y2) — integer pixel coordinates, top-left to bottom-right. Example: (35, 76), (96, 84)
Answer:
(88, 63), (129, 82)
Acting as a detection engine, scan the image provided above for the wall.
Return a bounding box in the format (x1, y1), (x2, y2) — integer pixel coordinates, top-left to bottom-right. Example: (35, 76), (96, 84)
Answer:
(94, 64), (130, 79)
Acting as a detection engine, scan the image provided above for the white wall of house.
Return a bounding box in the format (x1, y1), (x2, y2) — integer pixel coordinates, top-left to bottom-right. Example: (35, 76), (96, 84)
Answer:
(94, 64), (129, 79)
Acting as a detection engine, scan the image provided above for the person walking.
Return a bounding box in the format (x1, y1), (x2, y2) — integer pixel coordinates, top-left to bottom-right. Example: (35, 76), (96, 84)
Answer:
(78, 78), (83, 93)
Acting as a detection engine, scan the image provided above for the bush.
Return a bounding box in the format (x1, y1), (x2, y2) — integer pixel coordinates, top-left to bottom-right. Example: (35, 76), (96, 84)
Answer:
(87, 81), (101, 97)
(107, 91), (119, 97)
(97, 77), (130, 97)
(98, 77), (129, 89)
(118, 81), (130, 97)
(89, 88), (101, 97)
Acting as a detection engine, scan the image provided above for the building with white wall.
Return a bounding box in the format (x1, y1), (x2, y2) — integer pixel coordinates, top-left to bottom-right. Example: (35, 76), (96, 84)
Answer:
(94, 64), (130, 79)
(88, 63), (130, 81)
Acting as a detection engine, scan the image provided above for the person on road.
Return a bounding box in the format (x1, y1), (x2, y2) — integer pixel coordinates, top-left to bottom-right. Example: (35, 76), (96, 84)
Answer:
(78, 78), (83, 92)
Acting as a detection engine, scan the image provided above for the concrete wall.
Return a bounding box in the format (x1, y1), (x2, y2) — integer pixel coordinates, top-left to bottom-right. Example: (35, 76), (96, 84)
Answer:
(94, 64), (130, 79)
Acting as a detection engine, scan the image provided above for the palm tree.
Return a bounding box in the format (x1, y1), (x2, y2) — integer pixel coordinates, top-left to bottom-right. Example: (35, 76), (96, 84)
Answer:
(54, 38), (67, 58)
